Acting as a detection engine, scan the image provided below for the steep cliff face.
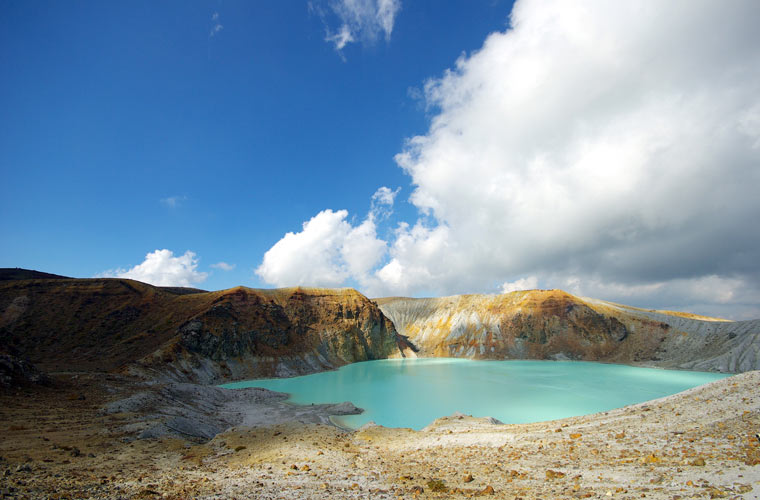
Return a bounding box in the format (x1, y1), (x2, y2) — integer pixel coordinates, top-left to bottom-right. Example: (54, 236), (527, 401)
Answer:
(0, 279), (406, 383)
(377, 290), (760, 372)
(139, 287), (406, 383)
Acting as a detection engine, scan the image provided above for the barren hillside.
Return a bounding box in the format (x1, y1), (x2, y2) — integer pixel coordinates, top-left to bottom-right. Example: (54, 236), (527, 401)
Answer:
(377, 290), (760, 372)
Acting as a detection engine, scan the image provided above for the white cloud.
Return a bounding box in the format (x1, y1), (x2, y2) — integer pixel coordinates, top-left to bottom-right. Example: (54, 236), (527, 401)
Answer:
(255, 209), (386, 288)
(211, 261), (236, 271)
(314, 0), (401, 53)
(261, 0), (760, 319)
(99, 249), (208, 287)
(160, 195), (186, 208)
(371, 186), (398, 206)
(326, 24), (354, 51)
(385, 0), (760, 315)
(370, 186), (400, 220)
(501, 277), (539, 294)
(209, 12), (223, 38)
(561, 274), (760, 320)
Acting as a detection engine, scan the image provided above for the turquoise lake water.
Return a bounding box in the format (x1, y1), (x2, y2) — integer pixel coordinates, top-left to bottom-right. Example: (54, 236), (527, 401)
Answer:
(221, 359), (729, 430)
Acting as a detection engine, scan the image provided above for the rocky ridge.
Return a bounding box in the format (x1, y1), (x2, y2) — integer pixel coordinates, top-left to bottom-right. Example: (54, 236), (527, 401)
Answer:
(377, 290), (760, 372)
(0, 278), (408, 384)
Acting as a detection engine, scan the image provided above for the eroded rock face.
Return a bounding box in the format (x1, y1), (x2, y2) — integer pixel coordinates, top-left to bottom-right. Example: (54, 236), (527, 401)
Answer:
(0, 353), (50, 388)
(0, 279), (407, 383)
(377, 290), (760, 372)
(135, 287), (407, 383)
(2, 276), (757, 384)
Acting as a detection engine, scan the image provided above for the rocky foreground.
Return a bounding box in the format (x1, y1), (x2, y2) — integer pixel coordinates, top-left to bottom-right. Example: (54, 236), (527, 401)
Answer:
(1, 370), (758, 499)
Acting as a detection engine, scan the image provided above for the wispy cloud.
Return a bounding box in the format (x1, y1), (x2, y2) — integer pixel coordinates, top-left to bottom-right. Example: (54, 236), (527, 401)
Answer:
(370, 186), (400, 221)
(311, 0), (401, 56)
(160, 195), (187, 208)
(209, 11), (223, 38)
(211, 261), (236, 271)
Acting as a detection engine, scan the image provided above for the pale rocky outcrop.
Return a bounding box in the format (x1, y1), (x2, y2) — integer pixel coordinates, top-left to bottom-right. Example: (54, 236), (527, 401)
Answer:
(377, 290), (760, 372)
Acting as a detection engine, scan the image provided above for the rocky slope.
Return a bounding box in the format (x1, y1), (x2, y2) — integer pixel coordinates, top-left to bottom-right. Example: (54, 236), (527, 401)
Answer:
(0, 278), (408, 383)
(377, 290), (760, 372)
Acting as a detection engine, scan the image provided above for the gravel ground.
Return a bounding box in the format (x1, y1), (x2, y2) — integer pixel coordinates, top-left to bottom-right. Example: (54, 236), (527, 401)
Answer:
(1, 371), (758, 499)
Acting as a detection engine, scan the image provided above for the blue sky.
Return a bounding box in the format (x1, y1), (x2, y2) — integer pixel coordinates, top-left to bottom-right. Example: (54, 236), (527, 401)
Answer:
(1, 0), (511, 287)
(2, 1), (760, 319)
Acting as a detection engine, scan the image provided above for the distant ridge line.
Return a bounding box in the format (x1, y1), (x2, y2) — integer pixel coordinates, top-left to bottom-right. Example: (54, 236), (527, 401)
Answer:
(0, 268), (71, 281)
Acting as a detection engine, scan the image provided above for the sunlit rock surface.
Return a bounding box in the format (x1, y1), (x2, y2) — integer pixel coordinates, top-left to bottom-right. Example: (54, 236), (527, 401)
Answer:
(377, 290), (760, 372)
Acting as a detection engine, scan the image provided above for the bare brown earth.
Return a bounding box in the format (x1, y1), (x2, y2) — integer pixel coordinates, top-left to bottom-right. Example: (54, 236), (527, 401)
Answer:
(2, 277), (760, 499)
(0, 370), (758, 499)
(0, 278), (407, 382)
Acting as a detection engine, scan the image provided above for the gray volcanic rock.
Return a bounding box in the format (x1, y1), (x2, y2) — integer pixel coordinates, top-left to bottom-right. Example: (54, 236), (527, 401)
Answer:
(104, 382), (363, 441)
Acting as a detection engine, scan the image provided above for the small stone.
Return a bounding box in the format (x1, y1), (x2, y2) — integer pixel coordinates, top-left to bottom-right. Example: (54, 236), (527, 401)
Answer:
(706, 487), (727, 498)
(546, 469), (566, 480)
(300, 464), (310, 471)
(463, 473), (474, 483)
(689, 457), (706, 466)
(410, 485), (424, 495)
(641, 454), (660, 464)
(426, 479), (447, 492)
(481, 485), (495, 495)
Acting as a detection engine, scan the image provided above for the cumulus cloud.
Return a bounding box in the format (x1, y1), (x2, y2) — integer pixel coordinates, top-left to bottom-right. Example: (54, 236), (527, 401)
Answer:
(261, 0), (760, 318)
(99, 249), (208, 287)
(313, 0), (401, 53)
(211, 261), (236, 271)
(255, 209), (386, 288)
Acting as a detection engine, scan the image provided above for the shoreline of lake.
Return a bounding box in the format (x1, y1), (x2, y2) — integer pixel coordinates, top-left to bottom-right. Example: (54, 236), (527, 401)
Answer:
(222, 358), (730, 430)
